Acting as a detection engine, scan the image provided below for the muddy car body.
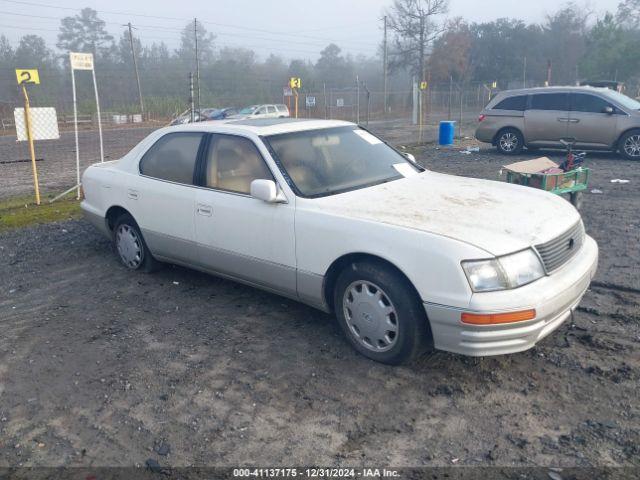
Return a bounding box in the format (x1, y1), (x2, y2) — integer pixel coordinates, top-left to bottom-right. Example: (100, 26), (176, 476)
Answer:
(81, 119), (598, 364)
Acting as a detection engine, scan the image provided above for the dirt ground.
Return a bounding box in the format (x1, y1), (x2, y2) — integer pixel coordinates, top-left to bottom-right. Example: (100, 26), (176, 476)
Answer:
(0, 139), (639, 475)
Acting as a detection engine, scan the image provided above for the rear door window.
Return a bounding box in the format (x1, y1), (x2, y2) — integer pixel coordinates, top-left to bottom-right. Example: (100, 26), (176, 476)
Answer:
(572, 93), (614, 113)
(493, 95), (527, 111)
(140, 132), (203, 184)
(267, 106), (276, 114)
(530, 93), (570, 111)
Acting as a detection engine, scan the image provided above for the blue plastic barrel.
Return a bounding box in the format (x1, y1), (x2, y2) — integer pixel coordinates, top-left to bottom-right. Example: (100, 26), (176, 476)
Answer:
(439, 121), (456, 145)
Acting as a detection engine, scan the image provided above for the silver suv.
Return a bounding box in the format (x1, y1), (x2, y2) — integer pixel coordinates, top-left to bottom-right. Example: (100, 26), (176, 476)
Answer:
(475, 86), (640, 159)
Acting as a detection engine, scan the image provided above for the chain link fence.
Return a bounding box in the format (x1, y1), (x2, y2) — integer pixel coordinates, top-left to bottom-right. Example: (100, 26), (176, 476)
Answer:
(1, 78), (505, 201)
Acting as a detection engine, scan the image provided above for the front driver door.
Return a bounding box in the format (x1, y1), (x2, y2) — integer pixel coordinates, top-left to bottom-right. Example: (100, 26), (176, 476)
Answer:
(568, 93), (619, 149)
(194, 133), (297, 296)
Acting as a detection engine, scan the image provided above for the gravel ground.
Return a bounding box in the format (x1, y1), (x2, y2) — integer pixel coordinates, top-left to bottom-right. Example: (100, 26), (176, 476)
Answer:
(0, 141), (639, 474)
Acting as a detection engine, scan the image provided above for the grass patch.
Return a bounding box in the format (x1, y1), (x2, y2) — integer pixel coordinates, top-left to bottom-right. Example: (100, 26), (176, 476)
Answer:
(0, 193), (82, 232)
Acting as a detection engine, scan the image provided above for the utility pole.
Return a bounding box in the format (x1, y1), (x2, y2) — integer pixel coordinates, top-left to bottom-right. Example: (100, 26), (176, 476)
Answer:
(189, 72), (195, 123)
(546, 59), (552, 87)
(194, 18), (201, 119)
(126, 22), (144, 117)
(356, 75), (360, 124)
(383, 15), (388, 117)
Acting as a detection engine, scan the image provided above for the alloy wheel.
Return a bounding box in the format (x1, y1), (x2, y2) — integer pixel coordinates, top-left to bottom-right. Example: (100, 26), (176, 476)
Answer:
(624, 134), (640, 158)
(499, 132), (518, 152)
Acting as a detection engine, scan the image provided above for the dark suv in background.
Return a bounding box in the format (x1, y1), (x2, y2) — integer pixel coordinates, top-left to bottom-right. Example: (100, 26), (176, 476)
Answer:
(475, 86), (640, 159)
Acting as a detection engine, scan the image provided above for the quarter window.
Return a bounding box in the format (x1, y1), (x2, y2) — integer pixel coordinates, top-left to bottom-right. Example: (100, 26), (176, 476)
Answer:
(530, 93), (570, 111)
(572, 94), (614, 113)
(204, 135), (274, 194)
(267, 106), (276, 114)
(493, 95), (527, 111)
(139, 132), (203, 184)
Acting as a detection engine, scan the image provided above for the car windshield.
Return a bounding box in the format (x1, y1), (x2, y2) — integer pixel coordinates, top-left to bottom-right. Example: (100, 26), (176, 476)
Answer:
(264, 126), (419, 198)
(603, 90), (640, 110)
(239, 106), (257, 114)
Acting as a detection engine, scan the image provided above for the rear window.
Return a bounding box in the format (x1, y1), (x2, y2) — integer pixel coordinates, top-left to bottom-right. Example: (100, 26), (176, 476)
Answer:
(140, 132), (203, 184)
(493, 95), (527, 111)
(530, 93), (570, 111)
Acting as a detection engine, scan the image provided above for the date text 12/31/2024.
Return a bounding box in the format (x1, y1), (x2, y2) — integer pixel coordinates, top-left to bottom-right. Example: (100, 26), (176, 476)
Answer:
(233, 468), (400, 478)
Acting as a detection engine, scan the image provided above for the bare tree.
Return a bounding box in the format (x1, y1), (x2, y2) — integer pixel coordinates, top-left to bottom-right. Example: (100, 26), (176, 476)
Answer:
(386, 0), (449, 79)
(617, 0), (640, 28)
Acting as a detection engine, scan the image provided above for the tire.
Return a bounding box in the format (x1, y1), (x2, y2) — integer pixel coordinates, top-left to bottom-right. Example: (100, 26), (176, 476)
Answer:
(112, 213), (161, 273)
(570, 191), (583, 210)
(333, 260), (432, 365)
(495, 128), (524, 155)
(618, 130), (640, 160)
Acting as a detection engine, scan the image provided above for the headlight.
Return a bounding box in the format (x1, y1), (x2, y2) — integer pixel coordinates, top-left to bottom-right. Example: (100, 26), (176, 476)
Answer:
(462, 249), (545, 292)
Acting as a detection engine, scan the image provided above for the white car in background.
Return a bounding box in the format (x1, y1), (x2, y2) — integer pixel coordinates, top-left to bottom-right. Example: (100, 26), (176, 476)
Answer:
(81, 118), (598, 365)
(234, 104), (289, 119)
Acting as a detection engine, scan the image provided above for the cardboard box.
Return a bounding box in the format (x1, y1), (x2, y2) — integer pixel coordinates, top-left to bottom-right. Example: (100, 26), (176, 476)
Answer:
(503, 157), (559, 174)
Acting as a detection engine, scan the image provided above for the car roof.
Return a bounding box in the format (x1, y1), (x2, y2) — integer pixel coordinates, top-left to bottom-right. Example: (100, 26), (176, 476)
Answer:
(169, 118), (354, 136)
(497, 86), (613, 97)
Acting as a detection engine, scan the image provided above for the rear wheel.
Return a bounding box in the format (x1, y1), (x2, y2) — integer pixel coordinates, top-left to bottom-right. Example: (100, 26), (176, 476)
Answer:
(113, 213), (160, 272)
(619, 130), (640, 160)
(496, 128), (524, 155)
(333, 260), (432, 365)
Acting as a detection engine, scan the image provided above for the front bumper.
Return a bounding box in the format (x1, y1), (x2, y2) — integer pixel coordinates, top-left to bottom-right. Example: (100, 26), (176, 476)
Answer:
(425, 235), (599, 356)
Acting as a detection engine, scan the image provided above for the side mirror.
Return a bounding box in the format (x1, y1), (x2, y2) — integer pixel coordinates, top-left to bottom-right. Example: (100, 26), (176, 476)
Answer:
(603, 106), (614, 115)
(403, 152), (416, 162)
(250, 179), (285, 203)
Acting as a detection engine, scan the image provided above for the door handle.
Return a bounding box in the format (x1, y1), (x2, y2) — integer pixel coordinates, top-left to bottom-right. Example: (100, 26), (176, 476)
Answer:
(197, 203), (213, 216)
(569, 118), (580, 123)
(127, 189), (139, 200)
(557, 117), (570, 123)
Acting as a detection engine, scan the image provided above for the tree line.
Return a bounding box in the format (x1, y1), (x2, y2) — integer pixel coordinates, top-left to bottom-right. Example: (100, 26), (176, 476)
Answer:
(1, 0), (639, 117)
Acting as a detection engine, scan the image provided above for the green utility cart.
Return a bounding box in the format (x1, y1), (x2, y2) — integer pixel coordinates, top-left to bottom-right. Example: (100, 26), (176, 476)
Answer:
(503, 167), (591, 209)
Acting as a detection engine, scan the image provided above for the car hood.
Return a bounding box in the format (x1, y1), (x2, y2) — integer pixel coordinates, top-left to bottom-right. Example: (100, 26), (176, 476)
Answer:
(309, 171), (581, 256)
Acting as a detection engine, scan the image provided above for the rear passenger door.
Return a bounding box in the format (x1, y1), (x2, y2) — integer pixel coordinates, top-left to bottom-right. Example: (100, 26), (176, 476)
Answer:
(129, 132), (204, 264)
(568, 93), (619, 148)
(524, 93), (570, 146)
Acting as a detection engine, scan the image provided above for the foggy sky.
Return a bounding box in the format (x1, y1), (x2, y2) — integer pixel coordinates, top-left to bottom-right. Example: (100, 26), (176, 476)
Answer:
(0, 0), (622, 59)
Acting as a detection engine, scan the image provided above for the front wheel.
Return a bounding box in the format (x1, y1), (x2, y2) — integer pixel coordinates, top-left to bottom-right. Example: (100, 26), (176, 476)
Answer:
(619, 130), (640, 160)
(570, 191), (583, 210)
(496, 128), (524, 155)
(333, 260), (432, 365)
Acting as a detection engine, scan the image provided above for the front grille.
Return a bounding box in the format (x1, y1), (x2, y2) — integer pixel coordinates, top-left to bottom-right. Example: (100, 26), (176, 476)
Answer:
(534, 221), (585, 273)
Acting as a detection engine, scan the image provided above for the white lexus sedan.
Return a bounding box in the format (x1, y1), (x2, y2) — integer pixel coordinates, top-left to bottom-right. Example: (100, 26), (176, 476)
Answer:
(81, 119), (598, 365)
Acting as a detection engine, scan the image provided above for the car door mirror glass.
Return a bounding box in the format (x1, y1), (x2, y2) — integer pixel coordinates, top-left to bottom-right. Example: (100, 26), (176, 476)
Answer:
(251, 179), (283, 203)
(603, 106), (614, 114)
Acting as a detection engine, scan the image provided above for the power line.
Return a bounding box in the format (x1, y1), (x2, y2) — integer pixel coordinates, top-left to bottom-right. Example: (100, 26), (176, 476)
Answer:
(0, 0), (376, 46)
(0, 9), (376, 54)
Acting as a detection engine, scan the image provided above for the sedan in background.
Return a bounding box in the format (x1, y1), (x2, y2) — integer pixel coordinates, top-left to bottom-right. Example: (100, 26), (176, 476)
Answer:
(82, 119), (598, 364)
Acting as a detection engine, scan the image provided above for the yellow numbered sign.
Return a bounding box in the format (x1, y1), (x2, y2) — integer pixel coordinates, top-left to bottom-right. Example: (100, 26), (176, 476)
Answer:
(16, 69), (40, 85)
(420, 81), (428, 90)
(491, 81), (498, 89)
(289, 77), (301, 89)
